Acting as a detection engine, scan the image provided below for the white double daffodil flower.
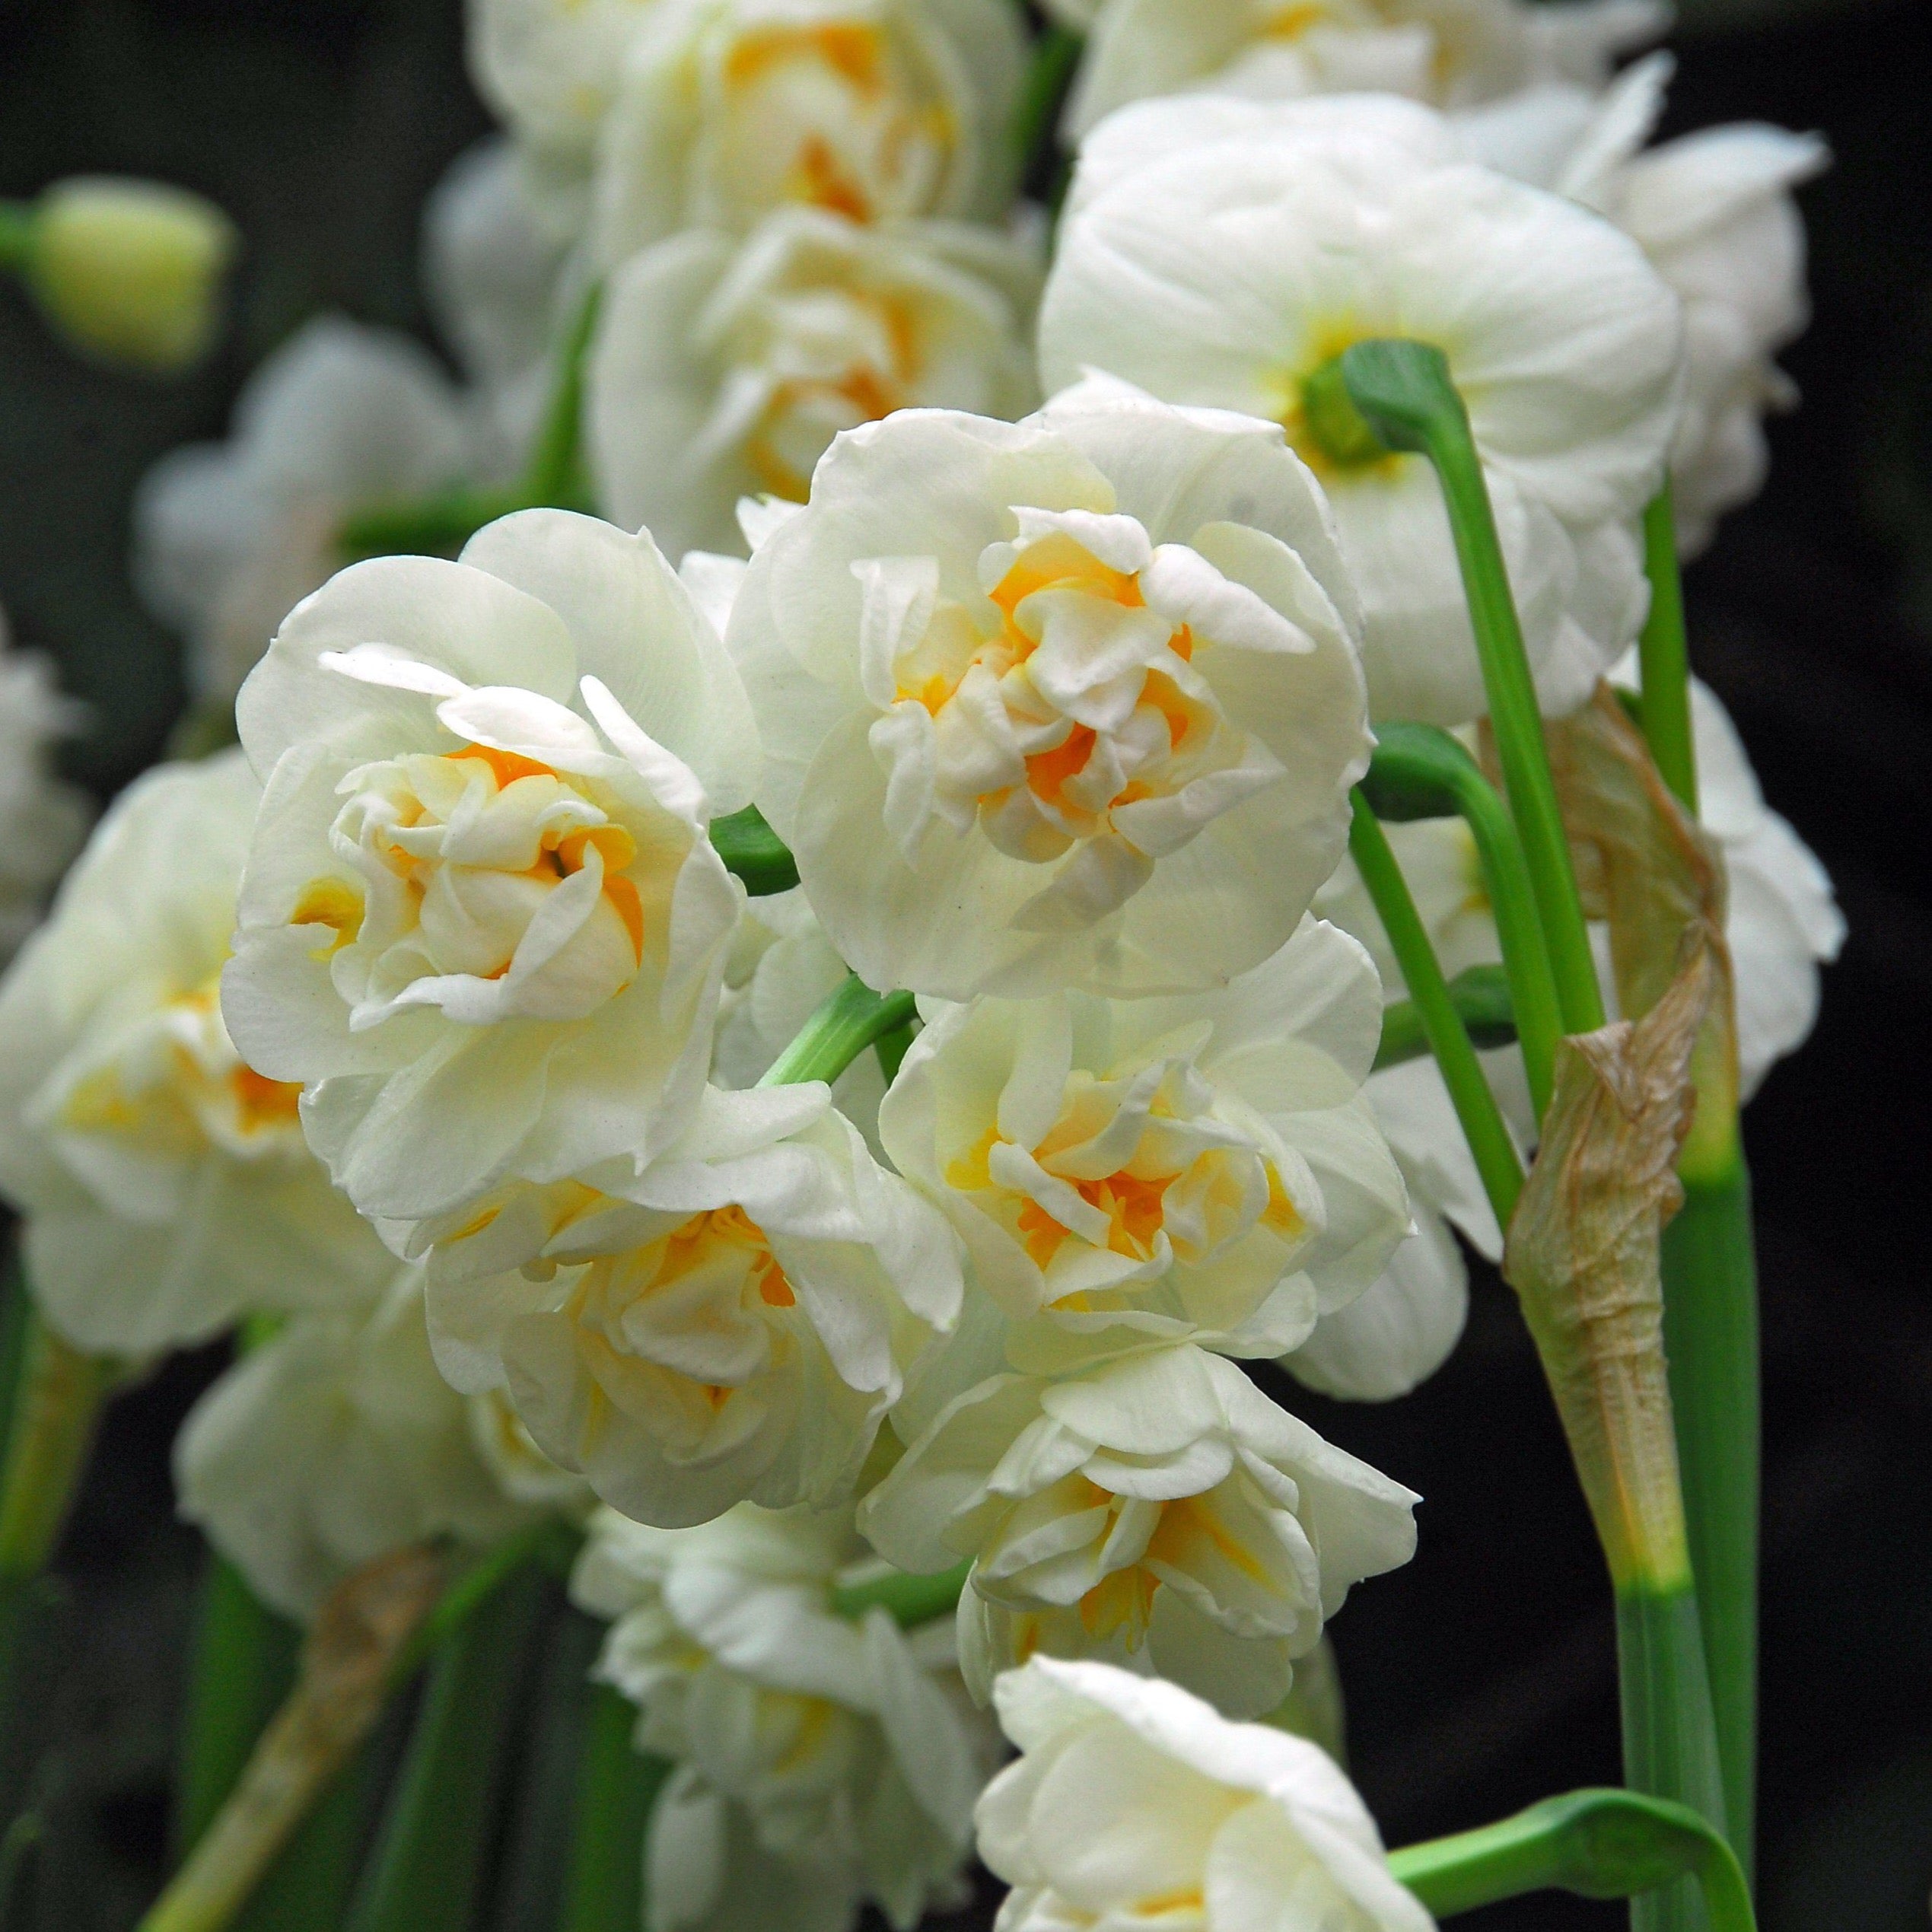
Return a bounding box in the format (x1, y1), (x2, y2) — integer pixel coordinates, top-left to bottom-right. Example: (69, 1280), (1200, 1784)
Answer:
(591, 0), (1027, 264)
(860, 1343), (1418, 1718)
(979, 1657), (1434, 1932)
(589, 208), (1041, 561)
(1055, 0), (1660, 142)
(469, 0), (668, 161)
(418, 1083), (963, 1527)
(1040, 100), (1685, 728)
(730, 383), (1372, 1000)
(880, 918), (1408, 1372)
(222, 509), (758, 1230)
(175, 1266), (542, 1619)
(0, 753), (392, 1356)
(574, 1503), (996, 1932)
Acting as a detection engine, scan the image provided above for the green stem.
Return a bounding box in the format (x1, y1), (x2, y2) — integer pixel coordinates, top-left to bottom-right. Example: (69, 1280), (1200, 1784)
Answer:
(346, 1565), (550, 1932)
(1618, 1586), (1731, 1932)
(710, 804), (799, 896)
(0, 203), (32, 276)
(1362, 721), (1561, 1118)
(520, 282), (603, 511)
(874, 1018), (916, 1086)
(386, 1518), (580, 1692)
(1013, 27), (1082, 188)
(232, 1740), (378, 1932)
(1661, 1148), (1759, 1884)
(1389, 1787), (1752, 1930)
(336, 485), (530, 563)
(1637, 488), (1698, 814)
(1342, 339), (1605, 1038)
(558, 1686), (670, 1932)
(173, 1559), (300, 1861)
(1348, 794), (1523, 1227)
(1373, 966), (1516, 1071)
(829, 1558), (971, 1627)
(0, 1307), (110, 1578)
(758, 976), (918, 1090)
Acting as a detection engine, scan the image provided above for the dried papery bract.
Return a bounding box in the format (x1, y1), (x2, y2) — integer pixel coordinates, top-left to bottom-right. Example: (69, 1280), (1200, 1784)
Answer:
(1502, 940), (1710, 1596)
(145, 1543), (446, 1932)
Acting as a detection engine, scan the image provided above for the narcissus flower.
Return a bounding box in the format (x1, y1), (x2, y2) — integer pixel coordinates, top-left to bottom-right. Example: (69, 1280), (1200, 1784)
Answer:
(573, 1503), (995, 1932)
(979, 1657), (1434, 1932)
(590, 0), (1027, 263)
(1040, 110), (1684, 727)
(1456, 56), (1827, 554)
(419, 1083), (963, 1526)
(0, 611), (90, 964)
(589, 208), (1040, 560)
(175, 1267), (542, 1618)
(1057, 0), (1660, 142)
(0, 754), (390, 1355)
(729, 381), (1371, 999)
(222, 509), (758, 1228)
(859, 1343), (1418, 1717)
(879, 917), (1408, 1369)
(469, 0), (668, 160)
(134, 317), (477, 705)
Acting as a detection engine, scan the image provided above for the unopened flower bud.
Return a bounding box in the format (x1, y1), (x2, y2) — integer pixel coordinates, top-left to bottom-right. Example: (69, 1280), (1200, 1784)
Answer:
(27, 177), (236, 374)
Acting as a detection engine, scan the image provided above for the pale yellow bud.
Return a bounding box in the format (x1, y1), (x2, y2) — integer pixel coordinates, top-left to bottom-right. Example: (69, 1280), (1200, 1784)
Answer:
(27, 177), (237, 374)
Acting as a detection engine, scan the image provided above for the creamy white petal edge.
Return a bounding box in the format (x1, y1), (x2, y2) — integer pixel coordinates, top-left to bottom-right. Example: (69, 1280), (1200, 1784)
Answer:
(979, 1656), (1434, 1932)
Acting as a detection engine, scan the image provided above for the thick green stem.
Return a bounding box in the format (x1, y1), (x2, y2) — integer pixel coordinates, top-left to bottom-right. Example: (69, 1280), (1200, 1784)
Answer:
(1373, 966), (1516, 1070)
(1662, 1148), (1758, 1883)
(345, 1564), (549, 1932)
(710, 804), (799, 896)
(0, 203), (33, 275)
(173, 1559), (300, 1861)
(1618, 1586), (1730, 1932)
(1637, 489), (1698, 814)
(232, 1743), (377, 1932)
(758, 976), (917, 1090)
(1014, 27), (1082, 188)
(1342, 339), (1604, 1038)
(1362, 721), (1561, 1117)
(1348, 794), (1523, 1227)
(559, 1687), (670, 1932)
(521, 282), (603, 511)
(1389, 1787), (1752, 1930)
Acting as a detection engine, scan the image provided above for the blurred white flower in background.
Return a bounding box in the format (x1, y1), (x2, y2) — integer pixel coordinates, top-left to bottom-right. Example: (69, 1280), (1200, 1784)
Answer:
(590, 0), (1027, 265)
(419, 1082), (963, 1526)
(422, 136), (580, 469)
(175, 1267), (542, 1619)
(1453, 55), (1829, 555)
(133, 317), (476, 706)
(860, 1342), (1418, 1717)
(979, 1656), (1434, 1932)
(221, 509), (757, 1229)
(469, 0), (670, 164)
(1054, 0), (1661, 144)
(730, 383), (1372, 1000)
(0, 609), (90, 964)
(588, 208), (1040, 559)
(878, 918), (1408, 1367)
(0, 753), (391, 1356)
(572, 1502), (996, 1932)
(1040, 105), (1684, 727)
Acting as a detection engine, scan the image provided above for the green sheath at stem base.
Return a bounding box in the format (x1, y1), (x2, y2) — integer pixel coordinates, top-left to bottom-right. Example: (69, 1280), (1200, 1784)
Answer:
(1661, 1155), (1759, 1883)
(1617, 1585), (1730, 1932)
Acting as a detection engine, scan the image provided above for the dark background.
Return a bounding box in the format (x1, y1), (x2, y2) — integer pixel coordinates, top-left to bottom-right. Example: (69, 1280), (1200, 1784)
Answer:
(1, 0), (1927, 1924)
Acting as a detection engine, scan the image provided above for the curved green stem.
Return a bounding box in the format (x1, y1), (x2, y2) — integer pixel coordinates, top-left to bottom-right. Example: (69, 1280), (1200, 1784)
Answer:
(1638, 488), (1698, 814)
(758, 976), (917, 1090)
(1362, 721), (1561, 1118)
(1348, 793), (1523, 1227)
(1389, 1787), (1752, 1930)
(710, 804), (799, 896)
(829, 1558), (971, 1628)
(1342, 339), (1604, 1039)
